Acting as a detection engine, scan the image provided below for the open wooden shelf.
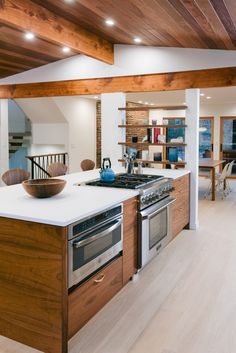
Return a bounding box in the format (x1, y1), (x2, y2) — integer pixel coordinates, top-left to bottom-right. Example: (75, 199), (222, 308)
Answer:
(118, 142), (187, 147)
(118, 124), (187, 128)
(118, 105), (187, 111)
(118, 159), (186, 166)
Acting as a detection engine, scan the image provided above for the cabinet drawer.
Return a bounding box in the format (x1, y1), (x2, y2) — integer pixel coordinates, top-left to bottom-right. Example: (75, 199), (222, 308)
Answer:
(68, 257), (123, 338)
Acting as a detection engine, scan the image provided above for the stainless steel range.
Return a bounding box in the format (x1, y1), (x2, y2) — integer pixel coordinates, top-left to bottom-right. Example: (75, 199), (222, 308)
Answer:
(86, 173), (176, 269)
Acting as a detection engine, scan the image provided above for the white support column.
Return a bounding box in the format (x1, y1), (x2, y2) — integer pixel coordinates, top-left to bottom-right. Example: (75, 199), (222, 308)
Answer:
(185, 89), (200, 229)
(0, 99), (9, 185)
(101, 93), (126, 168)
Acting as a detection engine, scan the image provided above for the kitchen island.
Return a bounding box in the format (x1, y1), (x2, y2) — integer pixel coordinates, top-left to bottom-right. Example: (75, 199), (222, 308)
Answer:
(0, 168), (190, 353)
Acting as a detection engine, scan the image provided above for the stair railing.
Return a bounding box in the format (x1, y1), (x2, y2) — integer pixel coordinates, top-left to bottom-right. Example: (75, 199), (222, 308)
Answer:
(26, 152), (68, 179)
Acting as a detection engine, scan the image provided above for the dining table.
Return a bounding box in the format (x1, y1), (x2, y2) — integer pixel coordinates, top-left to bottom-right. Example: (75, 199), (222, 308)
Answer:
(199, 159), (225, 201)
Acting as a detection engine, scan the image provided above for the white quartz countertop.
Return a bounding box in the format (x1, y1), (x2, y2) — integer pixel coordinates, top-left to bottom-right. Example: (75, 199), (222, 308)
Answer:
(0, 167), (190, 226)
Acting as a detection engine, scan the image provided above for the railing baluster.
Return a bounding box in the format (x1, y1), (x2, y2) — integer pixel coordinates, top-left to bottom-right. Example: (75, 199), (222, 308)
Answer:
(25, 153), (68, 179)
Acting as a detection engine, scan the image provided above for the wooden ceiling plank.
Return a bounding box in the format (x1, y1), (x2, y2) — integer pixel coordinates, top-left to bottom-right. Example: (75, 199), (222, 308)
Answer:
(167, 0), (220, 49)
(0, 58), (32, 70)
(1, 67), (236, 99)
(148, 0), (208, 48)
(0, 48), (49, 65)
(209, 0), (236, 47)
(0, 26), (66, 60)
(178, 0), (227, 49)
(0, 0), (114, 64)
(195, 0), (235, 50)
(76, 0), (176, 46)
(135, 0), (206, 48)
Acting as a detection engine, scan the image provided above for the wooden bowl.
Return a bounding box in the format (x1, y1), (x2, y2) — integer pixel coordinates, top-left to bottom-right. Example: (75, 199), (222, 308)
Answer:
(22, 178), (66, 198)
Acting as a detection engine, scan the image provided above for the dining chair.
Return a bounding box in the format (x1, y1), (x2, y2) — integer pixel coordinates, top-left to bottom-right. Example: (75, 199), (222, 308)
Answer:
(225, 160), (235, 194)
(1, 168), (30, 186)
(204, 163), (230, 199)
(47, 162), (67, 177)
(80, 159), (95, 171)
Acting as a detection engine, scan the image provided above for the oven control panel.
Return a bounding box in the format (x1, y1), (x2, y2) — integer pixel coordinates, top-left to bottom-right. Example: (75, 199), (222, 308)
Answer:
(139, 179), (173, 210)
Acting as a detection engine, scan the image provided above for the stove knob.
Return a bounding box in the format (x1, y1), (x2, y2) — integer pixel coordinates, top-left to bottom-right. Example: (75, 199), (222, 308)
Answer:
(150, 192), (155, 200)
(141, 196), (146, 203)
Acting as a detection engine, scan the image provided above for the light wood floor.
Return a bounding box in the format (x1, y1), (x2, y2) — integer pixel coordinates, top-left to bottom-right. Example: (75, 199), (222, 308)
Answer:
(1, 178), (236, 353)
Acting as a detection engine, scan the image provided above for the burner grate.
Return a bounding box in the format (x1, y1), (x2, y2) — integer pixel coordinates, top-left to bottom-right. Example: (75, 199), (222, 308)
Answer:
(86, 173), (164, 189)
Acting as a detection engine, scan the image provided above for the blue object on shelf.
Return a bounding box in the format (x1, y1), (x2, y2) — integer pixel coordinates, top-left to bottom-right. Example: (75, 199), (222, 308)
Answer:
(168, 147), (178, 162)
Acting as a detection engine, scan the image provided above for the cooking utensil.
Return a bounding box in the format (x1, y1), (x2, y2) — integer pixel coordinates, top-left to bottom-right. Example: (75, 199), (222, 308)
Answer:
(100, 158), (116, 182)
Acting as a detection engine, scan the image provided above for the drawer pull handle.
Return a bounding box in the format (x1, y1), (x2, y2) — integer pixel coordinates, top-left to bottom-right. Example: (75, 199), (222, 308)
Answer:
(94, 274), (105, 283)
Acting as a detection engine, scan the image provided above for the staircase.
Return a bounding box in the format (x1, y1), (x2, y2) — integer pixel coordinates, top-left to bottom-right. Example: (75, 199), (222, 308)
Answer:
(9, 132), (31, 170)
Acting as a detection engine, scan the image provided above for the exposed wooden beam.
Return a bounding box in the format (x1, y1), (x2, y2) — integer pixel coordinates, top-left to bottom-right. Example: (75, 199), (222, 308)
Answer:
(1, 67), (236, 99)
(0, 0), (114, 65)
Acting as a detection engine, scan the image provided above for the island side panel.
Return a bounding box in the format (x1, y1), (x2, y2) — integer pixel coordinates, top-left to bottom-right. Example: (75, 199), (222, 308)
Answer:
(123, 197), (138, 285)
(0, 217), (68, 353)
(171, 174), (190, 238)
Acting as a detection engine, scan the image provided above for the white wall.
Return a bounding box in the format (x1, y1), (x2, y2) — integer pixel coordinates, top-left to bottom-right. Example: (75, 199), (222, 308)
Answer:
(8, 100), (26, 133)
(15, 98), (66, 123)
(54, 97), (96, 172)
(101, 93), (126, 168)
(29, 144), (66, 156)
(32, 123), (68, 145)
(2, 45), (236, 84)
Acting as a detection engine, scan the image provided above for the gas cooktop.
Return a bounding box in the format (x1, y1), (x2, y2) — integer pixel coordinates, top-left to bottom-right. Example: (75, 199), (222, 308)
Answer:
(85, 173), (164, 189)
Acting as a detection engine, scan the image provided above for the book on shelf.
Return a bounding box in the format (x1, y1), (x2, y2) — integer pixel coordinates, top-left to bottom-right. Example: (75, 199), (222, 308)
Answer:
(147, 127), (161, 143)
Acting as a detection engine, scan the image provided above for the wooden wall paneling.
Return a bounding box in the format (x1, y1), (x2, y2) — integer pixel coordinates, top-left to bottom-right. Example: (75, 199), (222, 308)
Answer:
(171, 174), (190, 238)
(123, 197), (138, 285)
(68, 257), (123, 338)
(0, 218), (68, 353)
(0, 0), (114, 65)
(2, 67), (236, 99)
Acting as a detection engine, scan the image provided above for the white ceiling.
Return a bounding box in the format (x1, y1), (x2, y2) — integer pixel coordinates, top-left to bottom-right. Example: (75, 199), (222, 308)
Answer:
(84, 87), (236, 105)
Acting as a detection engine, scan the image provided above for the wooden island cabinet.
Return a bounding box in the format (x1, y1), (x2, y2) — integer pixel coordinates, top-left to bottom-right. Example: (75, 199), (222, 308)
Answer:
(170, 173), (190, 238)
(0, 196), (138, 353)
(0, 172), (190, 353)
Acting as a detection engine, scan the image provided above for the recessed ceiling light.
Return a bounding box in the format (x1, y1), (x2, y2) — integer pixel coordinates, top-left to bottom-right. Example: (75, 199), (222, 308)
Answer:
(134, 37), (142, 43)
(64, 0), (74, 3)
(105, 19), (115, 26)
(24, 32), (35, 40)
(206, 96), (211, 99)
(62, 46), (71, 53)
(144, 102), (149, 105)
(200, 93), (205, 96)
(150, 103), (155, 106)
(138, 100), (143, 104)
(94, 96), (99, 99)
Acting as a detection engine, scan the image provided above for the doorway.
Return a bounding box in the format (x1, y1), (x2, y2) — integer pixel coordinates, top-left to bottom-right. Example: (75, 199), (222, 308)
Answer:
(220, 117), (236, 177)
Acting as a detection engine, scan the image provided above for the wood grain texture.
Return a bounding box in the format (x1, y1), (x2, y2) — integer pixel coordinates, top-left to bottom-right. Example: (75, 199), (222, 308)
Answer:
(171, 174), (190, 238)
(0, 0), (114, 69)
(2, 66), (236, 98)
(68, 257), (123, 338)
(0, 0), (236, 78)
(123, 197), (138, 285)
(32, 0), (236, 50)
(0, 217), (68, 353)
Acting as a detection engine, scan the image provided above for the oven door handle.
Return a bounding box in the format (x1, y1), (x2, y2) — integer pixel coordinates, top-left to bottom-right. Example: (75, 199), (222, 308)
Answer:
(73, 218), (122, 248)
(142, 197), (176, 220)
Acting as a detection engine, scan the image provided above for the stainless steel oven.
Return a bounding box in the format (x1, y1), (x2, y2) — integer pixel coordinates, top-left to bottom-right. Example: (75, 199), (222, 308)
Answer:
(68, 205), (123, 289)
(138, 196), (176, 269)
